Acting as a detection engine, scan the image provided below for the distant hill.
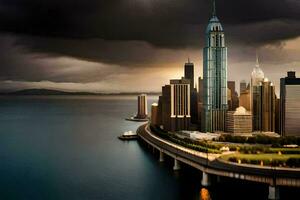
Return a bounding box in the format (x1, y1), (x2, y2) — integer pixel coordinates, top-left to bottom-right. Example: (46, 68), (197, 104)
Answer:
(0, 89), (161, 96)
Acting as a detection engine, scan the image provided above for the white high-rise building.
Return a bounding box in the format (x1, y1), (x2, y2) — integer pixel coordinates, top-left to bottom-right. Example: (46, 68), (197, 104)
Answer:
(250, 53), (264, 112)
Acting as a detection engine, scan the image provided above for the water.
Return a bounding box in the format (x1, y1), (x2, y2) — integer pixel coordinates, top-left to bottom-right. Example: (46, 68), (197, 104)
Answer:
(0, 95), (298, 200)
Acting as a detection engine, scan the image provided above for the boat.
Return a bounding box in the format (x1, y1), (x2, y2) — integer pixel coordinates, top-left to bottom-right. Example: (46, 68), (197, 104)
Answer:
(118, 131), (138, 140)
(125, 116), (149, 122)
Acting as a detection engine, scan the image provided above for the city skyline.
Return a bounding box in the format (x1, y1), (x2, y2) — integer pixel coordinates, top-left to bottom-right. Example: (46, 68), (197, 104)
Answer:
(0, 0), (299, 93)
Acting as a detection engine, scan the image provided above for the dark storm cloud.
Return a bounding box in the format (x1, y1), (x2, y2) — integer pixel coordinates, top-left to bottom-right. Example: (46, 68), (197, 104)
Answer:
(0, 0), (300, 91)
(0, 0), (299, 48)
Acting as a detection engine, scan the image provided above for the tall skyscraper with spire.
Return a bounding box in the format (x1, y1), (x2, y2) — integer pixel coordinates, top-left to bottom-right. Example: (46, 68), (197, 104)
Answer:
(251, 53), (264, 130)
(202, 0), (228, 132)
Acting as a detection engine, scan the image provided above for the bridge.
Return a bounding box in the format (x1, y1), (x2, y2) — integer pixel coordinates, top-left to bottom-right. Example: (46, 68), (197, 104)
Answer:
(137, 124), (300, 200)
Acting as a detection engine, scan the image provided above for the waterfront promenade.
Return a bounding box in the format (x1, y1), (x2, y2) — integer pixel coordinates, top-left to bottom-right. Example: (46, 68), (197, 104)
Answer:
(137, 123), (300, 199)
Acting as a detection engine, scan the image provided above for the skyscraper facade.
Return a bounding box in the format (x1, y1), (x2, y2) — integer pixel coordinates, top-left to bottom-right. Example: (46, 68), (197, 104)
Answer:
(198, 77), (204, 102)
(151, 103), (160, 126)
(252, 78), (276, 132)
(198, 77), (204, 128)
(161, 78), (191, 131)
(251, 54), (265, 130)
(226, 106), (252, 134)
(184, 60), (198, 124)
(137, 94), (148, 119)
(202, 0), (228, 132)
(251, 55), (264, 112)
(240, 80), (247, 94)
(227, 81), (239, 111)
(239, 89), (251, 111)
(184, 59), (194, 90)
(280, 71), (300, 137)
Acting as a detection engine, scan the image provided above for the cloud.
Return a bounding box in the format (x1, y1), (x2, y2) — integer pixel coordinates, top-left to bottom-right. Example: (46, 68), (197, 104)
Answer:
(0, 0), (299, 49)
(0, 0), (299, 92)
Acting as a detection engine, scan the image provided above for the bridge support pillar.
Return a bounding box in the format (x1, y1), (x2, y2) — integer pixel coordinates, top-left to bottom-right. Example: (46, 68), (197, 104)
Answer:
(268, 185), (279, 200)
(173, 159), (181, 170)
(159, 151), (164, 162)
(201, 172), (211, 187)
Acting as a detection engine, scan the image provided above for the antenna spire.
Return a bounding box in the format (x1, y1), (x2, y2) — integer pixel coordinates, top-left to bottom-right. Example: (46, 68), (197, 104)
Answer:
(256, 51), (260, 68)
(212, 0), (216, 17)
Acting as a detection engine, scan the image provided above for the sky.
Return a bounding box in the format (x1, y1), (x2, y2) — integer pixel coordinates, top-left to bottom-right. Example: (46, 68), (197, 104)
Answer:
(0, 0), (299, 94)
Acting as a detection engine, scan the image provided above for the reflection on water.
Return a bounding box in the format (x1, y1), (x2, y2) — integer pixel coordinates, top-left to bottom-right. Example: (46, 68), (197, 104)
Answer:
(200, 188), (212, 200)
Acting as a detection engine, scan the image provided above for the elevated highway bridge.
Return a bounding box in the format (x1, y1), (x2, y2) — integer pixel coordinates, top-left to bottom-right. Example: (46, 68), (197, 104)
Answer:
(137, 124), (300, 200)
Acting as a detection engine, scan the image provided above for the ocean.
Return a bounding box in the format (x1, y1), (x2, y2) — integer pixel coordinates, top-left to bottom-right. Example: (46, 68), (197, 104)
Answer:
(0, 95), (298, 200)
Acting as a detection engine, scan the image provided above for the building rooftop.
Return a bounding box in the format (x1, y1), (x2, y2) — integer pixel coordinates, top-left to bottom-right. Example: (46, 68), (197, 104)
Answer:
(251, 54), (264, 82)
(206, 16), (223, 33)
(170, 78), (190, 85)
(233, 106), (251, 116)
(282, 71), (300, 85)
(206, 0), (223, 33)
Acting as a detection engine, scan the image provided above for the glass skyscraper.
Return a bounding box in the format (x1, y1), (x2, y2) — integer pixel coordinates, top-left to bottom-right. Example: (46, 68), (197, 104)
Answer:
(202, 0), (228, 132)
(280, 71), (300, 137)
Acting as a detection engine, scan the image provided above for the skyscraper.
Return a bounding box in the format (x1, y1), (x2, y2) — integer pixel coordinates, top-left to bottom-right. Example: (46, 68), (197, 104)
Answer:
(161, 78), (191, 131)
(240, 80), (247, 94)
(251, 54), (265, 131)
(184, 59), (198, 124)
(280, 71), (300, 137)
(184, 59), (195, 90)
(198, 77), (204, 102)
(251, 54), (264, 112)
(137, 94), (148, 119)
(228, 81), (239, 111)
(239, 88), (251, 111)
(202, 0), (228, 132)
(151, 103), (160, 126)
(252, 78), (276, 132)
(198, 77), (204, 127)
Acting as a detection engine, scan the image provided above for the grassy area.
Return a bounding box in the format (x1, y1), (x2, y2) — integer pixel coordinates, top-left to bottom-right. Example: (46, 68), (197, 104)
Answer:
(149, 125), (300, 168)
(150, 125), (300, 157)
(150, 125), (221, 154)
(221, 153), (300, 167)
(222, 153), (300, 161)
(269, 148), (300, 154)
(218, 134), (300, 147)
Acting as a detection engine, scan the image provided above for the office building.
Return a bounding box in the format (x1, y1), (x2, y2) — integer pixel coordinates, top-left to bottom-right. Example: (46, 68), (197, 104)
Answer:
(240, 80), (247, 94)
(184, 60), (198, 124)
(136, 94), (148, 119)
(228, 81), (239, 111)
(202, 0), (228, 132)
(191, 88), (198, 124)
(239, 89), (251, 111)
(280, 71), (300, 137)
(227, 88), (232, 110)
(198, 77), (204, 102)
(161, 78), (191, 131)
(184, 59), (195, 90)
(252, 78), (276, 132)
(161, 85), (172, 131)
(275, 98), (280, 134)
(198, 77), (204, 127)
(151, 103), (160, 126)
(251, 55), (265, 112)
(226, 106), (252, 134)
